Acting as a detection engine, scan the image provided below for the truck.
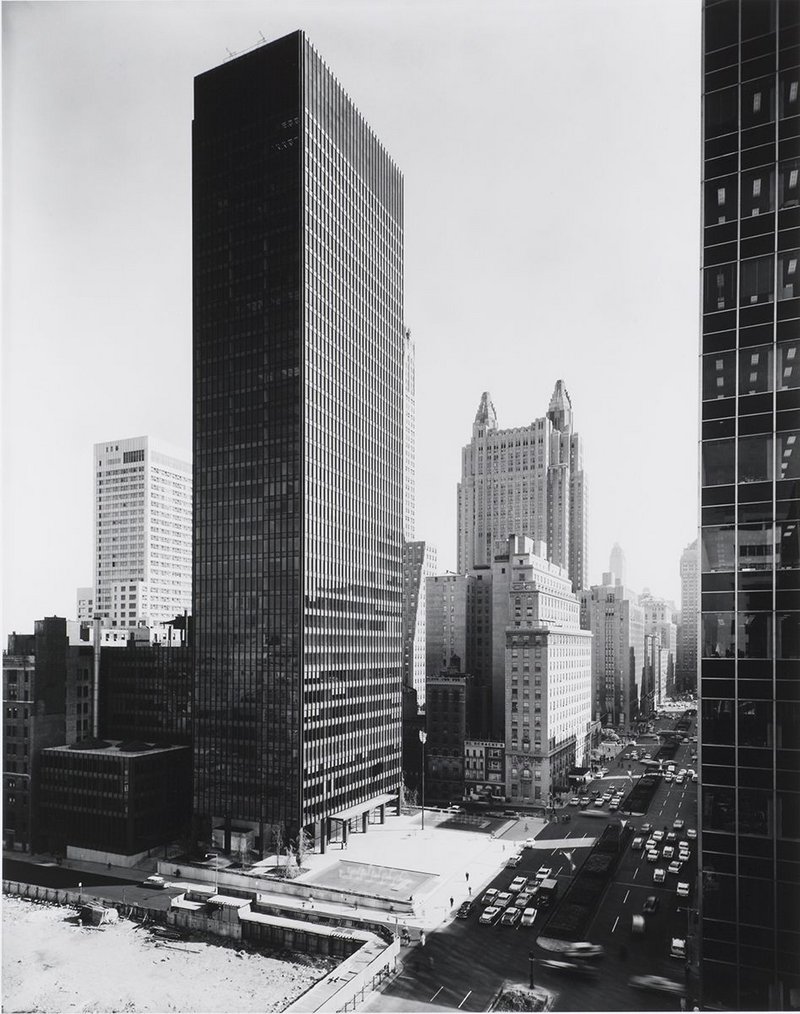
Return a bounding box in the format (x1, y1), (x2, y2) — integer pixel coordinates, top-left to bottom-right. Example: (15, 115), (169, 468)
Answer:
(538, 878), (559, 907)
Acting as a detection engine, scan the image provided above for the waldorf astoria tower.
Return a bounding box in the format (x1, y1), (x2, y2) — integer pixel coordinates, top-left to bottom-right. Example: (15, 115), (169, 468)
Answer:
(192, 32), (404, 852)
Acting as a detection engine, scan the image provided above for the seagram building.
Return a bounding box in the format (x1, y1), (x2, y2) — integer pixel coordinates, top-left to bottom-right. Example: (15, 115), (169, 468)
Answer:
(192, 31), (404, 853)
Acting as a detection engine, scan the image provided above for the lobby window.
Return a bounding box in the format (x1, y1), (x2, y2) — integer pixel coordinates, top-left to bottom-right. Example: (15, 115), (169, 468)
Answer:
(740, 256), (774, 306)
(703, 351), (736, 400)
(706, 176), (737, 225)
(777, 431), (800, 481)
(704, 263), (737, 312)
(778, 340), (800, 390)
(703, 438), (735, 486)
(741, 168), (775, 218)
(739, 433), (773, 483)
(778, 250), (799, 301)
(739, 346), (773, 396)
(779, 160), (799, 209)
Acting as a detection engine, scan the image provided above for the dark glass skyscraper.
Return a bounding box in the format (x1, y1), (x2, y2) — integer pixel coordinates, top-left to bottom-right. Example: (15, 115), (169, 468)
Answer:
(192, 32), (403, 852)
(700, 2), (799, 1008)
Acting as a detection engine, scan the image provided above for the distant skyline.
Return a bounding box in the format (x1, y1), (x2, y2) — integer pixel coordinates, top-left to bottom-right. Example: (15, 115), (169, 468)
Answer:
(2, 0), (700, 635)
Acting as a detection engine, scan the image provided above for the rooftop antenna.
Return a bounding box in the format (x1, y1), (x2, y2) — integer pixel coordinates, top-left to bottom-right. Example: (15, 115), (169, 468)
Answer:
(259, 31), (266, 43)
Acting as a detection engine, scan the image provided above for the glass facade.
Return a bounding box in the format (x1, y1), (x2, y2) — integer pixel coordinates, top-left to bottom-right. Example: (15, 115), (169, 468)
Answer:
(700, 3), (800, 1009)
(192, 32), (403, 848)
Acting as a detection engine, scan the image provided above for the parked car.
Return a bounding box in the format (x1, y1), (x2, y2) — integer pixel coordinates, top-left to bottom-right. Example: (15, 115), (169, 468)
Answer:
(631, 836), (644, 851)
(143, 875), (166, 889)
(668, 861), (683, 875)
(568, 796), (580, 806)
(670, 937), (687, 959)
(507, 853), (522, 868)
(521, 906), (538, 927)
(481, 888), (499, 906)
(642, 895), (659, 914)
(495, 892), (512, 907)
(663, 845), (675, 860)
(646, 850), (659, 863)
(645, 837), (657, 851)
(535, 866), (553, 881)
(501, 907), (521, 927)
(509, 876), (528, 893)
(479, 905), (502, 925)
(524, 837), (535, 849)
(653, 867), (666, 884)
(514, 892), (534, 910)
(666, 831), (677, 843)
(686, 828), (697, 839)
(456, 900), (475, 919)
(563, 942), (605, 960)
(677, 882), (691, 898)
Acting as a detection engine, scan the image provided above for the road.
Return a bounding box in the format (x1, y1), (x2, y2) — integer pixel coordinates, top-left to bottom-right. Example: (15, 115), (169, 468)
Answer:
(365, 713), (699, 1012)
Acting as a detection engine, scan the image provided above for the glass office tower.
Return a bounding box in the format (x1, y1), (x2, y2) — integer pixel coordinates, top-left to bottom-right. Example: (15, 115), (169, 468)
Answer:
(192, 32), (404, 852)
(700, 1), (800, 1008)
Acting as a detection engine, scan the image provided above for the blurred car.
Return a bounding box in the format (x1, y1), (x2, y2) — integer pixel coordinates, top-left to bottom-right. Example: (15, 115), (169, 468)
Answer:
(664, 772), (674, 782)
(507, 853), (522, 868)
(631, 836), (644, 851)
(640, 822), (653, 834)
(539, 959), (597, 979)
(496, 892), (512, 907)
(143, 875), (166, 889)
(563, 942), (605, 959)
(500, 907), (521, 927)
(524, 838), (535, 849)
(677, 882), (691, 897)
(687, 827), (697, 839)
(666, 831), (678, 843)
(653, 867), (666, 884)
(521, 906), (538, 926)
(602, 793), (612, 803)
(481, 888), (499, 906)
(663, 845), (675, 859)
(609, 800), (619, 811)
(456, 900), (475, 919)
(646, 850), (659, 863)
(509, 876), (528, 893)
(653, 830), (665, 841)
(642, 895), (659, 913)
(535, 866), (553, 881)
(479, 906), (502, 925)
(629, 975), (685, 996)
(670, 937), (687, 959)
(675, 774), (685, 784)
(514, 891), (534, 910)
(668, 861), (683, 875)
(568, 796), (580, 806)
(673, 818), (685, 830)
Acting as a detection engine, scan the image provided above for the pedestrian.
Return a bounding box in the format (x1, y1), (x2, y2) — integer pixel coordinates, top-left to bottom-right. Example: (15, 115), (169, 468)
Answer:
(449, 896), (453, 909)
(468, 886), (472, 897)
(465, 872), (469, 883)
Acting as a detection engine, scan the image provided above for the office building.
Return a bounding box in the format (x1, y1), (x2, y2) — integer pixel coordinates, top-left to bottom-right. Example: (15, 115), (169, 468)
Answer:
(464, 740), (506, 802)
(501, 536), (592, 806)
(402, 540), (437, 705)
(677, 538), (700, 693)
(700, 1), (799, 1007)
(640, 590), (678, 705)
(609, 543), (627, 585)
(193, 32), (404, 853)
(76, 587), (95, 623)
(425, 665), (470, 804)
(457, 382), (588, 592)
(94, 436), (192, 628)
(580, 576), (645, 727)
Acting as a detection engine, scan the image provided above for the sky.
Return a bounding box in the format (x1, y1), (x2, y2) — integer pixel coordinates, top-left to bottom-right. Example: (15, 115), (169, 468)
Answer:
(2, 0), (701, 637)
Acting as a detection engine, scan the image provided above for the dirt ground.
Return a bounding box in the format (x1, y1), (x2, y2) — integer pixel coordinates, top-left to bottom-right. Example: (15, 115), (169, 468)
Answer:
(2, 895), (335, 1013)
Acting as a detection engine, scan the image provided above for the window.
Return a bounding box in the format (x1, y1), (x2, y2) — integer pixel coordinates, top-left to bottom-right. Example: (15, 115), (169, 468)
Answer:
(738, 523), (774, 570)
(704, 263), (737, 312)
(737, 612), (772, 658)
(740, 256), (774, 306)
(703, 526), (735, 572)
(703, 698), (735, 745)
(702, 612), (735, 658)
(779, 160), (799, 209)
(703, 351), (736, 400)
(776, 519), (800, 569)
(705, 87), (738, 138)
(742, 78), (775, 129)
(741, 168), (775, 218)
(778, 250), (799, 301)
(778, 341), (800, 390)
(706, 175), (737, 225)
(779, 70), (799, 120)
(739, 433), (773, 483)
(777, 431), (800, 481)
(739, 346), (773, 396)
(703, 438), (735, 486)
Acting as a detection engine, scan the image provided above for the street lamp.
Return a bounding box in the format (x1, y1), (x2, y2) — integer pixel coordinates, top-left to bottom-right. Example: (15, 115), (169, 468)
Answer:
(528, 951), (535, 989)
(419, 730), (427, 831)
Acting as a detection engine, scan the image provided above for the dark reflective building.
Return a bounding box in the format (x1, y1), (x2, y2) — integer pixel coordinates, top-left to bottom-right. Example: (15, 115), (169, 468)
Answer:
(193, 32), (403, 853)
(700, 1), (800, 1007)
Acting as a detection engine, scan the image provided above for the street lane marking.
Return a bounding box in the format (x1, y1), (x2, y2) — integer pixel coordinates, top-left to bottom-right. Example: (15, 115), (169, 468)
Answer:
(458, 991), (473, 1008)
(633, 867), (638, 879)
(430, 986), (444, 1002)
(612, 916), (619, 933)
(623, 890), (630, 903)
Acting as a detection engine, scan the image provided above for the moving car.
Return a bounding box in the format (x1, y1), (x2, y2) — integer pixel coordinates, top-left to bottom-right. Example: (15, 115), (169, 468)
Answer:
(456, 900), (475, 919)
(687, 827), (697, 839)
(535, 866), (553, 881)
(509, 876), (528, 893)
(642, 895), (659, 913)
(631, 914), (646, 935)
(563, 942), (605, 959)
(495, 892), (512, 907)
(507, 853), (522, 868)
(629, 975), (685, 997)
(675, 774), (685, 785)
(653, 867), (666, 884)
(668, 861), (683, 875)
(673, 818), (685, 830)
(521, 907), (537, 926)
(670, 937), (687, 959)
(640, 823), (652, 834)
(653, 830), (665, 842)
(479, 905), (502, 925)
(666, 831), (678, 843)
(568, 796), (580, 806)
(524, 838), (535, 849)
(646, 850), (659, 863)
(481, 888), (499, 906)
(500, 907), (521, 927)
(143, 875), (166, 889)
(663, 845), (675, 859)
(677, 882), (691, 897)
(538, 959), (597, 979)
(631, 836), (644, 851)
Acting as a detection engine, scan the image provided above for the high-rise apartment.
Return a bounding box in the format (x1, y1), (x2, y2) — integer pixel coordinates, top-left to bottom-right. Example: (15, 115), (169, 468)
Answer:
(457, 382), (588, 592)
(677, 538), (699, 693)
(700, 2), (799, 1007)
(94, 436), (192, 628)
(193, 32), (404, 852)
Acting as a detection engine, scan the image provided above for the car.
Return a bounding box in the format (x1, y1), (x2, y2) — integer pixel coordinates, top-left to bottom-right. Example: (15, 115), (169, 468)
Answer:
(642, 895), (659, 914)
(507, 853), (521, 868)
(662, 845), (675, 859)
(479, 905), (502, 925)
(678, 839), (690, 851)
(646, 850), (659, 863)
(602, 793), (612, 803)
(643, 752), (652, 760)
(675, 774), (685, 784)
(524, 838), (535, 849)
(677, 882), (691, 897)
(515, 891), (534, 909)
(535, 866), (553, 881)
(692, 772), (698, 782)
(631, 836), (644, 851)
(668, 861), (683, 875)
(653, 829), (665, 842)
(678, 768), (687, 777)
(666, 831), (677, 843)
(538, 958), (598, 979)
(143, 875), (167, 889)
(481, 888), (499, 906)
(629, 974), (686, 997)
(563, 942), (605, 960)
(640, 822), (652, 834)
(678, 851), (691, 864)
(645, 837), (657, 850)
(579, 795), (590, 805)
(456, 900), (475, 919)
(521, 906), (538, 927)
(609, 800), (619, 811)
(496, 892), (512, 907)
(653, 867), (666, 884)
(500, 907), (521, 927)
(664, 771), (674, 782)
(687, 827), (697, 839)
(568, 796), (580, 806)
(509, 876), (528, 893)
(670, 937), (687, 959)
(673, 818), (685, 830)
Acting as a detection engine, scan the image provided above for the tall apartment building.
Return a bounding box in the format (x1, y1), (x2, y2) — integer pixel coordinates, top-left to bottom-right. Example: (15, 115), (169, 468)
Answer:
(402, 541), (437, 705)
(502, 536), (592, 806)
(580, 576), (645, 727)
(700, 2), (799, 1007)
(677, 538), (700, 693)
(193, 32), (404, 852)
(94, 436), (192, 628)
(457, 382), (588, 593)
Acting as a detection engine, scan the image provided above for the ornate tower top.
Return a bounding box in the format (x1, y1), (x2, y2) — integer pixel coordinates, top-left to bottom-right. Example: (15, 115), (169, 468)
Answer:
(473, 391), (498, 434)
(547, 379), (573, 432)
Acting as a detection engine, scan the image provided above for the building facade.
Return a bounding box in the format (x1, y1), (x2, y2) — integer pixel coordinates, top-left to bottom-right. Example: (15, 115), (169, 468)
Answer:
(94, 436), (192, 628)
(193, 31), (404, 852)
(677, 538), (700, 693)
(580, 576), (645, 728)
(402, 541), (437, 705)
(76, 587), (95, 623)
(640, 590), (678, 706)
(457, 382), (588, 593)
(464, 739), (506, 802)
(425, 668), (470, 804)
(700, 2), (800, 1007)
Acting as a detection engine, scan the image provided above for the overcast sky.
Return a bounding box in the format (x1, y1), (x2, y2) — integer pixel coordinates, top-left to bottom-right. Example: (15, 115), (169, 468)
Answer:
(2, 0), (701, 636)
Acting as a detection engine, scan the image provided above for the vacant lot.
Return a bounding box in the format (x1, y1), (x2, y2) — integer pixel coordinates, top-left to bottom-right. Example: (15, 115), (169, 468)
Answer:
(3, 895), (334, 1013)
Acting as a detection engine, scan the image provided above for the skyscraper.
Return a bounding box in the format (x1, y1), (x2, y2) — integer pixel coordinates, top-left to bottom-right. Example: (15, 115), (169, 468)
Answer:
(192, 32), (404, 852)
(94, 437), (192, 628)
(700, 2), (799, 1007)
(457, 382), (588, 592)
(609, 542), (627, 585)
(677, 538), (699, 693)
(401, 539), (437, 705)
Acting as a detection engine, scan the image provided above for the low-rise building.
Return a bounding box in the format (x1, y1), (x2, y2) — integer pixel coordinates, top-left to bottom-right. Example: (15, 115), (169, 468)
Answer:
(464, 739), (506, 802)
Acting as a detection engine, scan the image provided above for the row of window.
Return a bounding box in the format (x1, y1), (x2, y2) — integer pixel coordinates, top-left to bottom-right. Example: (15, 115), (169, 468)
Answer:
(704, 250), (799, 311)
(705, 161), (798, 223)
(703, 340), (798, 398)
(702, 430), (800, 484)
